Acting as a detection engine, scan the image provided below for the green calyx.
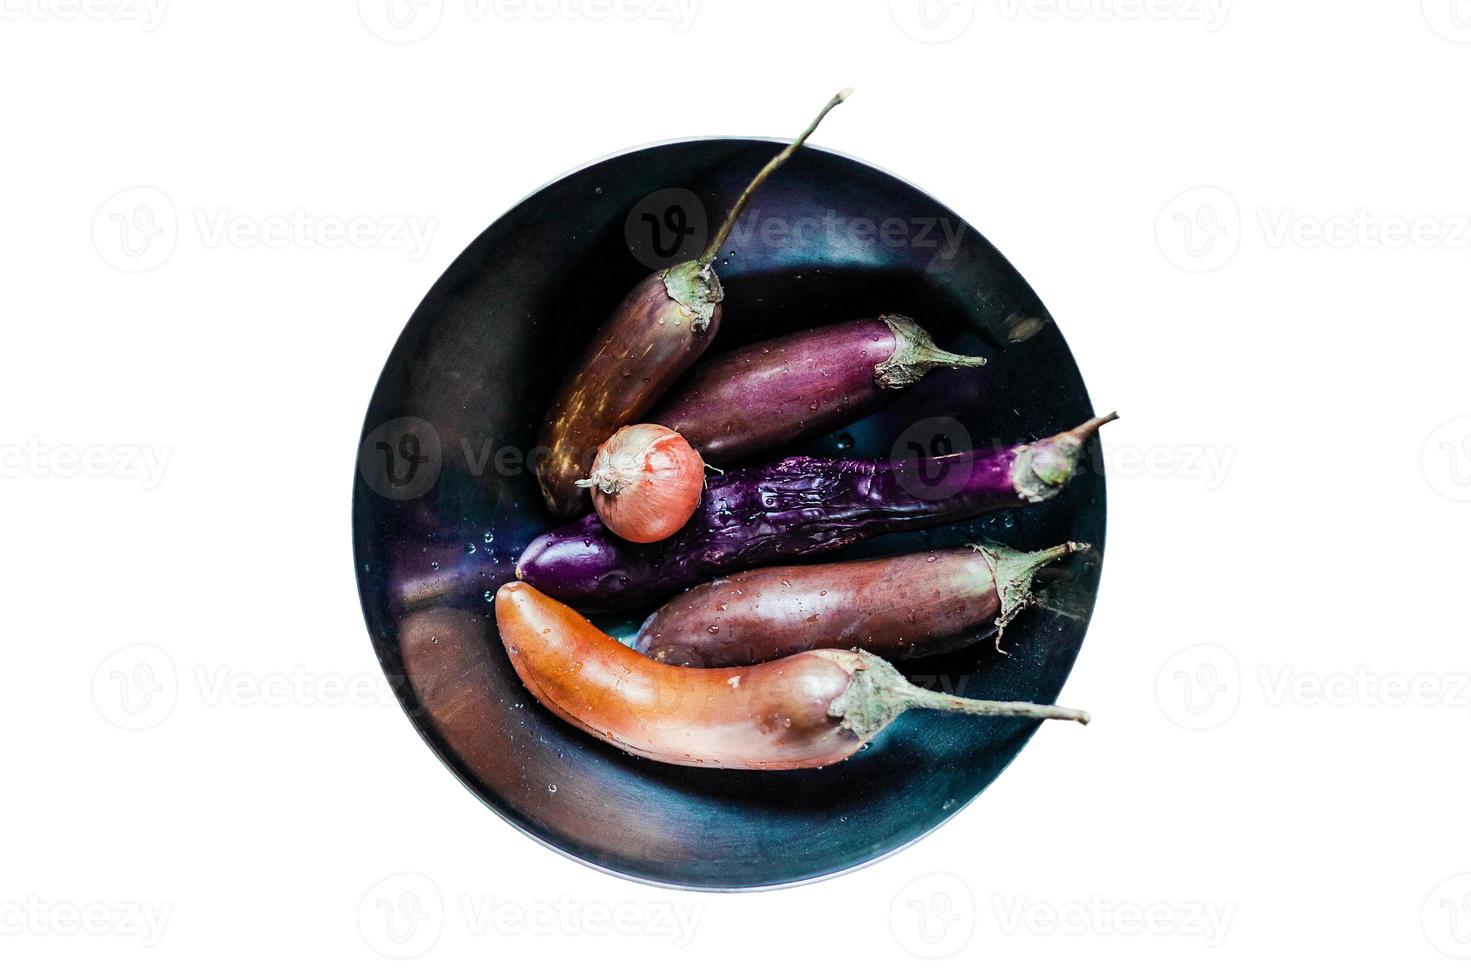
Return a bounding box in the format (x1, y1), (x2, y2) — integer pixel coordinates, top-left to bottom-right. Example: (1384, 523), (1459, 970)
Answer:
(873, 314), (988, 389)
(1011, 412), (1119, 503)
(969, 540), (1090, 652)
(661, 260), (724, 333)
(818, 648), (1091, 746)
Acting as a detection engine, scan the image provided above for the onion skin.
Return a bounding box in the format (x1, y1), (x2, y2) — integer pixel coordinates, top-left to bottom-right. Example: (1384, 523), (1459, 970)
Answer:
(651, 315), (986, 466)
(634, 542), (1088, 667)
(535, 264), (722, 517)
(579, 424), (705, 544)
(494, 582), (1088, 771)
(517, 413), (1116, 612)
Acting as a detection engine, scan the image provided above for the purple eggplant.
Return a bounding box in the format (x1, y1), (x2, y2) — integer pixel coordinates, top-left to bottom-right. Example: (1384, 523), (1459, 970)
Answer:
(650, 314), (987, 466)
(515, 413), (1115, 611)
(534, 90), (851, 516)
(634, 541), (1088, 667)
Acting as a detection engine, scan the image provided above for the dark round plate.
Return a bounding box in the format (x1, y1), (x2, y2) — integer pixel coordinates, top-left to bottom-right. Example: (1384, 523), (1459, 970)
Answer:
(352, 138), (1105, 891)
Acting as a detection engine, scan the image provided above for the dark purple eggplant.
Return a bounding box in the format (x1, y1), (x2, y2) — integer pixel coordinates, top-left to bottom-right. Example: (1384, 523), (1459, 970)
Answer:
(649, 314), (987, 466)
(633, 541), (1087, 667)
(516, 413), (1116, 611)
(534, 89), (852, 516)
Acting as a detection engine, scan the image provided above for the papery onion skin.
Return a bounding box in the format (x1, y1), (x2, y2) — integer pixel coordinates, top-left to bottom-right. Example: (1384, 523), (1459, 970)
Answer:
(580, 424), (704, 544)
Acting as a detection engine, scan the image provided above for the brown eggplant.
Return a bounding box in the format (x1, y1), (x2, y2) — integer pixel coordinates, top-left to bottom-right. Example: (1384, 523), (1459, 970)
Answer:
(534, 88), (853, 516)
(634, 542), (1088, 667)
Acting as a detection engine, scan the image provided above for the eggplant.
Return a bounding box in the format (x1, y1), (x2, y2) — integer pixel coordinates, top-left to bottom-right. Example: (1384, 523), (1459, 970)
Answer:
(496, 582), (1088, 771)
(633, 541), (1087, 667)
(516, 413), (1115, 611)
(534, 90), (852, 516)
(649, 314), (987, 466)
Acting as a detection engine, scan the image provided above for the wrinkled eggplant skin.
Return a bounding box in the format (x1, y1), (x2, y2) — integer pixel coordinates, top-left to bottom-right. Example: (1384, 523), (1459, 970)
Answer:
(651, 319), (895, 465)
(634, 549), (999, 667)
(535, 271), (722, 517)
(517, 448), (1020, 612)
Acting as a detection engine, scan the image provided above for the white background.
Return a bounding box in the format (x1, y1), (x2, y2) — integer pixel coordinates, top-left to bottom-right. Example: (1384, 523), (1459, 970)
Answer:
(3, 0), (1469, 974)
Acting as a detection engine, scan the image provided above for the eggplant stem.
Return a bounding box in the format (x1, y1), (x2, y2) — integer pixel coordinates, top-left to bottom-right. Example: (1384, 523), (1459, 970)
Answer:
(697, 87), (852, 267)
(820, 649), (1090, 746)
(1069, 411), (1120, 442)
(969, 540), (1091, 655)
(1011, 412), (1119, 504)
(875, 313), (988, 389)
(901, 686), (1091, 725)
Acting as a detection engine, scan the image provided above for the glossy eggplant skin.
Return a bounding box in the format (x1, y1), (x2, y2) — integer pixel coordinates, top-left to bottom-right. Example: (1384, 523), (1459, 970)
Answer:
(634, 548), (1004, 667)
(535, 265), (722, 517)
(495, 581), (860, 770)
(516, 415), (1111, 611)
(650, 315), (984, 466)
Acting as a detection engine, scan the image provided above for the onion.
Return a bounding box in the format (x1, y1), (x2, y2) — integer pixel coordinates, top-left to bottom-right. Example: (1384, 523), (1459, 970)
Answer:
(576, 424), (705, 544)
